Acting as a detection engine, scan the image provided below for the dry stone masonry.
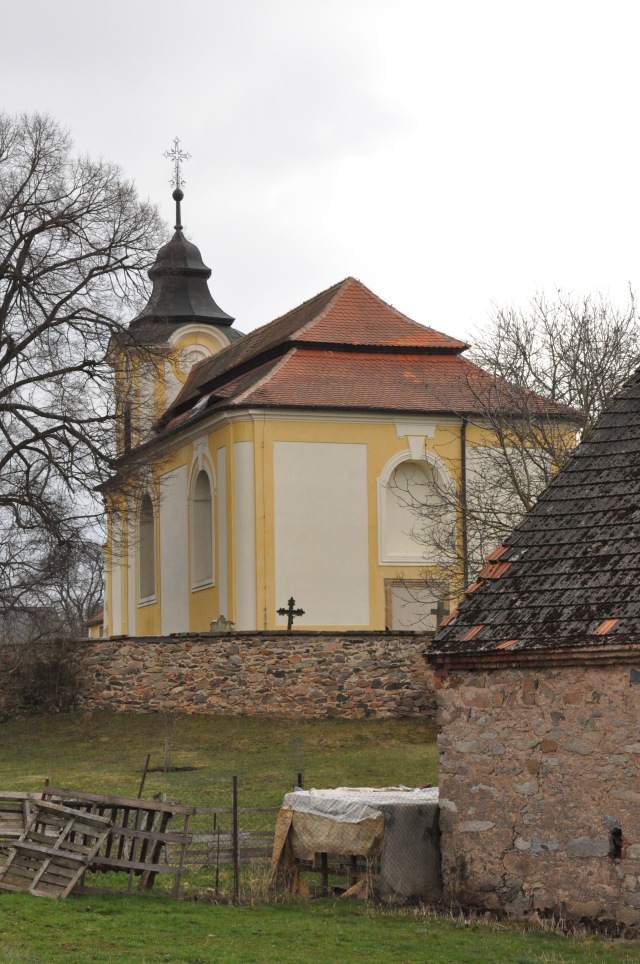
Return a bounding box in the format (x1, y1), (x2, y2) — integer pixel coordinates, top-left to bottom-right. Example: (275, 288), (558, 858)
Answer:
(436, 663), (640, 927)
(0, 631), (435, 721)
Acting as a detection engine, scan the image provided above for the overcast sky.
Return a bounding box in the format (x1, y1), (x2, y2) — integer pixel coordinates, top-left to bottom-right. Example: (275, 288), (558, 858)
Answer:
(4, 0), (639, 341)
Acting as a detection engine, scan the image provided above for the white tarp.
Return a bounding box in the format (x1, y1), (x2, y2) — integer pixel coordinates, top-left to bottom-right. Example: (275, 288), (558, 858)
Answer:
(281, 786), (439, 823)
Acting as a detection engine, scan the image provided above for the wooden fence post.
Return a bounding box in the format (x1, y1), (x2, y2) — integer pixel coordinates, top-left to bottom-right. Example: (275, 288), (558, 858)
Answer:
(137, 754), (151, 799)
(232, 776), (239, 902)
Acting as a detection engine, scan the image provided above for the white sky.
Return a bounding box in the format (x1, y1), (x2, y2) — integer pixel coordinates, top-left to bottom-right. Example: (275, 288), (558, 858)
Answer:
(4, 0), (640, 341)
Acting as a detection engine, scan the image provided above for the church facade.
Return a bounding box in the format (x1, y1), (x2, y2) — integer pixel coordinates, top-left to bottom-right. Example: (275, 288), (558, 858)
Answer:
(103, 189), (564, 637)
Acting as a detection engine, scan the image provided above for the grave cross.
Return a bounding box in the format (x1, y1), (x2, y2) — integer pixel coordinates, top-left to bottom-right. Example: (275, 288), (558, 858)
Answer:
(430, 597), (447, 629)
(278, 597), (305, 631)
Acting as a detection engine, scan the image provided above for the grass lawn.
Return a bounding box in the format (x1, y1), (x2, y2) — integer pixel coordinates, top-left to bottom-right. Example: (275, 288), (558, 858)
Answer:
(0, 893), (637, 963)
(0, 712), (637, 961)
(0, 711), (438, 808)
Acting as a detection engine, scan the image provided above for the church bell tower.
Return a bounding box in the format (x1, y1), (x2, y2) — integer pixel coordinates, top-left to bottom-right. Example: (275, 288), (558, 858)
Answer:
(118, 139), (242, 451)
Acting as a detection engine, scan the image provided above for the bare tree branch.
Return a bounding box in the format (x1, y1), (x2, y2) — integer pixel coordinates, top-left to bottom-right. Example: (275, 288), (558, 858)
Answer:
(0, 112), (166, 621)
(388, 289), (639, 610)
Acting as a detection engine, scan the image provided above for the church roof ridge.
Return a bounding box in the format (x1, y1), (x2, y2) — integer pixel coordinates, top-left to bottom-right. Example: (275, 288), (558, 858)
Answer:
(430, 365), (640, 660)
(165, 277), (469, 419)
(294, 276), (469, 352)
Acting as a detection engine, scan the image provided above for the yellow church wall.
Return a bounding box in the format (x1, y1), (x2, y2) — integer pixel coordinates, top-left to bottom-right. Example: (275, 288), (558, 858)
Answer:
(223, 412), (467, 632)
(106, 400), (564, 637)
(113, 418), (237, 637)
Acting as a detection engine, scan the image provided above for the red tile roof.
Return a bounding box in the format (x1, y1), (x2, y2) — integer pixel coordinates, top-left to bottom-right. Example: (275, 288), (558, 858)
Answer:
(486, 544), (509, 562)
(158, 277), (578, 433)
(294, 279), (467, 349)
(219, 351), (503, 413)
(460, 625), (484, 642)
(167, 278), (468, 415)
(477, 561), (511, 580)
(86, 608), (103, 626)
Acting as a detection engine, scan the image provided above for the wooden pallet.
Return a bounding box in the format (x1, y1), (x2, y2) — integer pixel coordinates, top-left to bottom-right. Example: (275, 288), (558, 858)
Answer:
(42, 787), (195, 897)
(0, 801), (112, 898)
(0, 792), (42, 858)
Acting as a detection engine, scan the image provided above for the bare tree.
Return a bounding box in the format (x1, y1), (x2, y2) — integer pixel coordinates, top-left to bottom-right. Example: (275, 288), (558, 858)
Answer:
(390, 290), (639, 609)
(471, 289), (640, 436)
(0, 112), (165, 619)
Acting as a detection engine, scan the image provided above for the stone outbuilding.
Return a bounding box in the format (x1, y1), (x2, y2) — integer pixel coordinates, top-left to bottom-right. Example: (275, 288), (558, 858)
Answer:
(428, 369), (640, 928)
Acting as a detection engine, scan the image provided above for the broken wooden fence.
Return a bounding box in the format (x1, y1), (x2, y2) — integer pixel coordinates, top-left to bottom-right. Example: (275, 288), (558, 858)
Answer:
(0, 801), (112, 898)
(178, 779), (279, 899)
(0, 781), (280, 900)
(0, 792), (41, 858)
(41, 787), (195, 897)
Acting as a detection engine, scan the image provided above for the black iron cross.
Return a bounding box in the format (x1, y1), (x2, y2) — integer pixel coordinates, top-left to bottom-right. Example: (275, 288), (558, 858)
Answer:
(278, 597), (305, 631)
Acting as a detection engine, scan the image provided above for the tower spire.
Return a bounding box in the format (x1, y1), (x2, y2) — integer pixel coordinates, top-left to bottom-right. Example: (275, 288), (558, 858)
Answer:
(130, 139), (234, 330)
(163, 137), (191, 231)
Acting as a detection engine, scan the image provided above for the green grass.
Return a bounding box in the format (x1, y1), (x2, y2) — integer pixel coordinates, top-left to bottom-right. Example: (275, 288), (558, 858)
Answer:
(0, 893), (636, 963)
(0, 713), (637, 961)
(0, 711), (438, 807)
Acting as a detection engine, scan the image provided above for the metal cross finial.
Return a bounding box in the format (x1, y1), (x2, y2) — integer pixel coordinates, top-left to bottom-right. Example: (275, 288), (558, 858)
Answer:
(163, 137), (191, 190)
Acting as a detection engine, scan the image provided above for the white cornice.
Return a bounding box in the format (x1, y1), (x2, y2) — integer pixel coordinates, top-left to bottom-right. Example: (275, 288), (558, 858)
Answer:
(235, 408), (463, 427)
(137, 408), (465, 462)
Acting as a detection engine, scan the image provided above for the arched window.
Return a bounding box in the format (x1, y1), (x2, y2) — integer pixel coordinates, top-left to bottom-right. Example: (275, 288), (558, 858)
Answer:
(191, 469), (214, 588)
(138, 494), (156, 602)
(380, 456), (455, 564)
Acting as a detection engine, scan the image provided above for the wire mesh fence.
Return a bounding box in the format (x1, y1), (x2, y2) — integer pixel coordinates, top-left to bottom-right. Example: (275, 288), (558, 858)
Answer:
(0, 719), (440, 904)
(167, 780), (441, 905)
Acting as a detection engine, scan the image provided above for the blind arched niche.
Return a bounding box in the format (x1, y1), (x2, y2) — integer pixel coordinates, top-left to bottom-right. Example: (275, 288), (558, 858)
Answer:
(138, 493), (156, 601)
(191, 469), (214, 587)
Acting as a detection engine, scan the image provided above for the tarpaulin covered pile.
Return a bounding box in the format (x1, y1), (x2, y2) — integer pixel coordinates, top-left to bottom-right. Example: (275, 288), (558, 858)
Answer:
(271, 786), (440, 902)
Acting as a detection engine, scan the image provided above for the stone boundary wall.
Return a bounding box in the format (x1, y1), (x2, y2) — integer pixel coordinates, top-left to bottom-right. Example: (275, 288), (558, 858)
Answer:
(0, 632), (435, 721)
(436, 664), (640, 927)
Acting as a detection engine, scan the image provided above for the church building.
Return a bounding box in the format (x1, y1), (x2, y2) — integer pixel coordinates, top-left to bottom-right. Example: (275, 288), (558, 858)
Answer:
(103, 180), (557, 638)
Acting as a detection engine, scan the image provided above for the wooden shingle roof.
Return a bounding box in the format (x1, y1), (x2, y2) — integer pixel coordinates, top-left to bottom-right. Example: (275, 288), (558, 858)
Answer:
(432, 368), (640, 659)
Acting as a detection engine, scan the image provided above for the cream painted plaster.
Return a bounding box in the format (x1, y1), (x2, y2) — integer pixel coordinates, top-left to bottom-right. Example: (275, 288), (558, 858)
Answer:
(273, 441), (370, 627)
(159, 465), (189, 634)
(189, 438), (216, 590)
(138, 361), (155, 441)
(234, 441), (257, 630)
(217, 446), (228, 619)
(126, 513), (136, 634)
(164, 362), (183, 410)
(377, 449), (455, 566)
(110, 515), (122, 636)
(387, 582), (438, 630)
(163, 325), (232, 410)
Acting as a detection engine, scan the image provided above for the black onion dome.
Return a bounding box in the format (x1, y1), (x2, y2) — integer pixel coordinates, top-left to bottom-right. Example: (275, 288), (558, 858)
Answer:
(149, 233), (212, 278)
(129, 182), (236, 337)
(130, 228), (235, 329)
